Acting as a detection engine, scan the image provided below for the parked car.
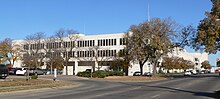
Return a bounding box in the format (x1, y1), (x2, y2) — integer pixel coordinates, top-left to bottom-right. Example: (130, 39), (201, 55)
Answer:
(8, 67), (19, 75)
(200, 70), (209, 74)
(191, 70), (198, 75)
(184, 71), (192, 76)
(133, 71), (141, 76)
(143, 72), (152, 77)
(16, 67), (28, 75)
(0, 64), (8, 79)
(215, 69), (220, 73)
(47, 69), (63, 75)
(43, 69), (63, 75)
(29, 68), (45, 75)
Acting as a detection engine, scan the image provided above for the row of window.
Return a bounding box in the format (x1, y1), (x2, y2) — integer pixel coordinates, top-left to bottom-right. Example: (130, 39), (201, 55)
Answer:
(27, 43), (45, 50)
(24, 41), (75, 50)
(24, 50), (118, 58)
(77, 50), (117, 57)
(77, 51), (95, 57)
(23, 38), (126, 50)
(98, 39), (117, 46)
(120, 38), (126, 45)
(77, 40), (95, 47)
(98, 50), (117, 57)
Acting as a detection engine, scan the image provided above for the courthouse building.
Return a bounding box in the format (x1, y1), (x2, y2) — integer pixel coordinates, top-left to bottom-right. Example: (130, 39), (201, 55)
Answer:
(12, 32), (208, 76)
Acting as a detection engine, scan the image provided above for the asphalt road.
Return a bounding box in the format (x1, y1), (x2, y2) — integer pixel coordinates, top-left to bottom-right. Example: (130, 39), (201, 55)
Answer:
(0, 74), (220, 99)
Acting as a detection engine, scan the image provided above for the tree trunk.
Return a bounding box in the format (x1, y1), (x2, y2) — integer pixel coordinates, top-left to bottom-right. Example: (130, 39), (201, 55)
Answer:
(123, 66), (128, 76)
(139, 63), (144, 75)
(152, 60), (158, 76)
(65, 61), (68, 75)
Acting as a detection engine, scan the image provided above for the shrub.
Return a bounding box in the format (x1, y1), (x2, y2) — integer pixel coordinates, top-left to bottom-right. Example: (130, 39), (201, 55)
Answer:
(92, 71), (108, 78)
(77, 71), (91, 78)
(108, 71), (124, 76)
(31, 75), (38, 79)
(77, 71), (124, 78)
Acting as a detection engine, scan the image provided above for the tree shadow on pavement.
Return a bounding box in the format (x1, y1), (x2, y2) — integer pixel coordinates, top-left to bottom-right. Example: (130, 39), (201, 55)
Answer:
(148, 85), (220, 99)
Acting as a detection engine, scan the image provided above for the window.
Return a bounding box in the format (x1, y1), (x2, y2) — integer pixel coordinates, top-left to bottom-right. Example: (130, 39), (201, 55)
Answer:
(120, 38), (126, 45)
(98, 40), (100, 46)
(59, 42), (61, 48)
(120, 38), (123, 45)
(100, 40), (103, 46)
(92, 40), (95, 46)
(68, 51), (75, 57)
(103, 39), (106, 46)
(23, 44), (29, 50)
(85, 41), (88, 47)
(114, 39), (116, 45)
(106, 39), (108, 46)
(195, 58), (199, 61)
(80, 41), (82, 47)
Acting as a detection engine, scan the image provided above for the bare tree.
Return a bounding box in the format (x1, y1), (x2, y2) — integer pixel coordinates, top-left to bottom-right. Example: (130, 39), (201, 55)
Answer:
(44, 36), (64, 73)
(21, 32), (46, 68)
(54, 29), (79, 75)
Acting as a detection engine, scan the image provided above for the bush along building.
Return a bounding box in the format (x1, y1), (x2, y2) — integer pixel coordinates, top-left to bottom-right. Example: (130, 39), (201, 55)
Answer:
(12, 32), (208, 76)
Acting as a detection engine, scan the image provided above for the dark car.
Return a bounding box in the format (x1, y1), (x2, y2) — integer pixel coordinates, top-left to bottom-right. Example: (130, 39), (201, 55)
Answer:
(29, 68), (45, 75)
(143, 72), (152, 77)
(8, 67), (19, 75)
(43, 69), (63, 75)
(0, 64), (8, 79)
(133, 71), (141, 76)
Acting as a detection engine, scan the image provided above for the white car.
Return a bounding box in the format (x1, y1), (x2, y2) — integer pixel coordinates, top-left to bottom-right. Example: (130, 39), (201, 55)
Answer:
(16, 67), (28, 75)
(184, 71), (192, 76)
(191, 70), (198, 75)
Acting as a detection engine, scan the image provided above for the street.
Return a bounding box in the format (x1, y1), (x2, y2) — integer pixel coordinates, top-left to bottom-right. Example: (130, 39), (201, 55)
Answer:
(0, 74), (220, 99)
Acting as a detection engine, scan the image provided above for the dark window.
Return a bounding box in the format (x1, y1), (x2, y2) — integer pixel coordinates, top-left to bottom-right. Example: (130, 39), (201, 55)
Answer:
(195, 58), (199, 61)
(98, 40), (100, 46)
(114, 39), (116, 45)
(103, 39), (106, 46)
(106, 39), (108, 46)
(85, 41), (88, 47)
(101, 40), (103, 46)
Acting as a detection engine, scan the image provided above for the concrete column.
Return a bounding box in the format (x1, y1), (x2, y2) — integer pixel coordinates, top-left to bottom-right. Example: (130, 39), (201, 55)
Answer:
(63, 66), (67, 75)
(74, 60), (78, 75)
(95, 61), (98, 71)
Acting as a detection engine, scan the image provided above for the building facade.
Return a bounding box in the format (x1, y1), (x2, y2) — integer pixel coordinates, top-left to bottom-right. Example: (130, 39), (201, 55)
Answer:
(12, 33), (208, 76)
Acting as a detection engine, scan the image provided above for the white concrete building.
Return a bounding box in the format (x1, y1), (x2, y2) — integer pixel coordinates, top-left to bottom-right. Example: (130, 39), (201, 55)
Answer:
(169, 47), (208, 70)
(12, 33), (208, 76)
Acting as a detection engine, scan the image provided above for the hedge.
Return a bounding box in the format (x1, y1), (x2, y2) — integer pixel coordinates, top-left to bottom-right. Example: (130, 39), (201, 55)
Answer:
(77, 71), (124, 78)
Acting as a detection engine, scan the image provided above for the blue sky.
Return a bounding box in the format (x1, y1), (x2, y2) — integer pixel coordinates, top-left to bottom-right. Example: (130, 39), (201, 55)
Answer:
(0, 0), (217, 65)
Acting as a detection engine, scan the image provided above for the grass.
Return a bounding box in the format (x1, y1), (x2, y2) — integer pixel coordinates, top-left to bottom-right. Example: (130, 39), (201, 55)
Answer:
(0, 78), (77, 92)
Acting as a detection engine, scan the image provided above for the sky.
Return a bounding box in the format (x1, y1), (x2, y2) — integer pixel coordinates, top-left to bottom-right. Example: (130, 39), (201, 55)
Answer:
(0, 0), (217, 66)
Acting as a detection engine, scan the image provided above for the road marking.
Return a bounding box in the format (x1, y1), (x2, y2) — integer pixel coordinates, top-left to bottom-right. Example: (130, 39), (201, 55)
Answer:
(151, 94), (160, 98)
